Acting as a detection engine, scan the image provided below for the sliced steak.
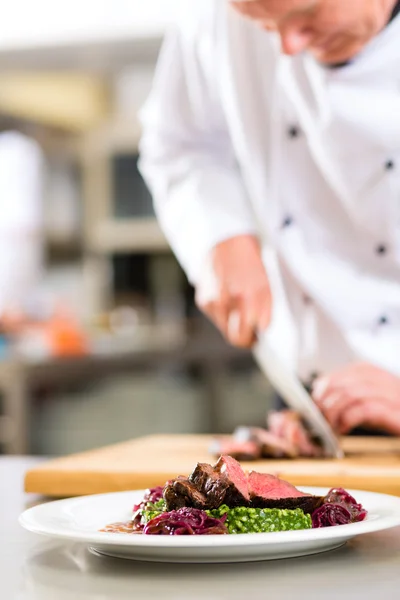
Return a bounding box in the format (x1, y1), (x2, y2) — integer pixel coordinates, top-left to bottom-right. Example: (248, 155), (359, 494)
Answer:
(267, 411), (324, 458)
(234, 426), (298, 459)
(248, 471), (323, 513)
(163, 478), (207, 511)
(248, 471), (306, 500)
(214, 455), (250, 507)
(189, 462), (215, 490)
(163, 484), (186, 510)
(189, 463), (230, 508)
(209, 437), (262, 461)
(267, 411), (287, 439)
(252, 496), (323, 514)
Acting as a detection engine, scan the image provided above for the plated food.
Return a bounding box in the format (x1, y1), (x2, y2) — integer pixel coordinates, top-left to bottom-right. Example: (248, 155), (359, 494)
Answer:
(101, 455), (366, 536)
(20, 483), (400, 562)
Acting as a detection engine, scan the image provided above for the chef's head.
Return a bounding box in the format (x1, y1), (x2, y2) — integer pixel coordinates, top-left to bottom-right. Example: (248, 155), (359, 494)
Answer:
(230, 0), (396, 64)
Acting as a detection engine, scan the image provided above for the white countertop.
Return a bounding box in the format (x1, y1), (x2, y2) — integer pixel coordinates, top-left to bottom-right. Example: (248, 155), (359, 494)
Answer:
(2, 456), (400, 600)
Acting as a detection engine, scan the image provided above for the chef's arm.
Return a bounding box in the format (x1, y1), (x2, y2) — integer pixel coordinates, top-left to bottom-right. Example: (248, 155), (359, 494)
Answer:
(139, 23), (271, 346)
(139, 22), (257, 283)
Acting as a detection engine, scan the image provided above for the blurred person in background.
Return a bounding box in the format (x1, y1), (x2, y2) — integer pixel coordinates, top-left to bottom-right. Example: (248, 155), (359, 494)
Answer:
(0, 117), (44, 341)
(139, 0), (400, 436)
(0, 118), (88, 359)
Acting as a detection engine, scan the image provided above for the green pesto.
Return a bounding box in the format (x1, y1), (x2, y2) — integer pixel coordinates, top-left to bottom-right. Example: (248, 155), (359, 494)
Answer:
(206, 505), (312, 534)
(140, 499), (167, 524)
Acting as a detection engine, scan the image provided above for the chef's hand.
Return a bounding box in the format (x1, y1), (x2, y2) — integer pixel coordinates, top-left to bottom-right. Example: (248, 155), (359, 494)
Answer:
(196, 235), (272, 348)
(312, 363), (400, 435)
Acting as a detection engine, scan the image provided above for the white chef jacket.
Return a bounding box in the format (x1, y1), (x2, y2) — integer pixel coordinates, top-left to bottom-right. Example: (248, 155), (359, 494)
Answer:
(139, 0), (400, 381)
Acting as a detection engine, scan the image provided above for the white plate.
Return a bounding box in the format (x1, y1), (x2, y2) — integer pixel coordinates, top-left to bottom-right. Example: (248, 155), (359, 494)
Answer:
(19, 487), (400, 563)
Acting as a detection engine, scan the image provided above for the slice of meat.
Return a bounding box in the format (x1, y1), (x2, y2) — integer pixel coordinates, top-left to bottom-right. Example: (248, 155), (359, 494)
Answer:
(163, 485), (186, 510)
(251, 496), (324, 514)
(247, 471), (323, 513)
(234, 426), (298, 459)
(267, 411), (287, 439)
(267, 411), (325, 458)
(209, 437), (262, 461)
(214, 455), (250, 506)
(163, 478), (207, 511)
(248, 471), (307, 500)
(189, 462), (216, 491)
(189, 462), (230, 508)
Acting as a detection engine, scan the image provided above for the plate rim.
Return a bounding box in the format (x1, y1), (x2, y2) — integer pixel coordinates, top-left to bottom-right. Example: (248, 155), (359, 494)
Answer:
(19, 487), (400, 548)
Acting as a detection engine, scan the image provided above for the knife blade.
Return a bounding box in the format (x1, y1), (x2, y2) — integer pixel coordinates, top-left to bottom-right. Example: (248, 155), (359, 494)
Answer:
(253, 335), (344, 459)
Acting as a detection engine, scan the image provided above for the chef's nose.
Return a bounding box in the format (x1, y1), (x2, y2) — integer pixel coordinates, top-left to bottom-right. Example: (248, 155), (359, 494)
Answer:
(280, 27), (313, 55)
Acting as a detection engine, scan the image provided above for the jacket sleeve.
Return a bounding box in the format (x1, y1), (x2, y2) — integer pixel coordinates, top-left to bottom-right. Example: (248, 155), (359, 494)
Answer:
(138, 11), (257, 285)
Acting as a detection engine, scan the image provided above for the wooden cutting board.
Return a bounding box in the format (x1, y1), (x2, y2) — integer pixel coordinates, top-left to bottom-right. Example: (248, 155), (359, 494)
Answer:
(25, 434), (400, 497)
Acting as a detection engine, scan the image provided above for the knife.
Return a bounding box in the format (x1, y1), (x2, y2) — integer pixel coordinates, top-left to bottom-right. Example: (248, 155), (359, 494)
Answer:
(253, 334), (344, 459)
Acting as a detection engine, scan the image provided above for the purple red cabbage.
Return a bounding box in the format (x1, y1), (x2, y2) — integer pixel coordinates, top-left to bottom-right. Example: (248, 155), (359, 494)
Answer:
(145, 486), (164, 504)
(132, 486), (163, 513)
(143, 507), (229, 535)
(312, 488), (367, 528)
(312, 504), (353, 528)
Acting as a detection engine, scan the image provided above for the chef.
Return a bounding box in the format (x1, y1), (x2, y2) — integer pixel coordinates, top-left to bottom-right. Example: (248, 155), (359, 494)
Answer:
(139, 0), (400, 436)
(0, 120), (44, 317)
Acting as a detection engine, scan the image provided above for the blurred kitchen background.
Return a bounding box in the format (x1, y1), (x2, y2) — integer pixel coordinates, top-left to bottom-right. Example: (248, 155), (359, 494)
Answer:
(0, 0), (275, 457)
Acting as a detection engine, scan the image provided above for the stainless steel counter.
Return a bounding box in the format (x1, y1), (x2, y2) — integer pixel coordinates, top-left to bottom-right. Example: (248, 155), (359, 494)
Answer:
(2, 457), (400, 600)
